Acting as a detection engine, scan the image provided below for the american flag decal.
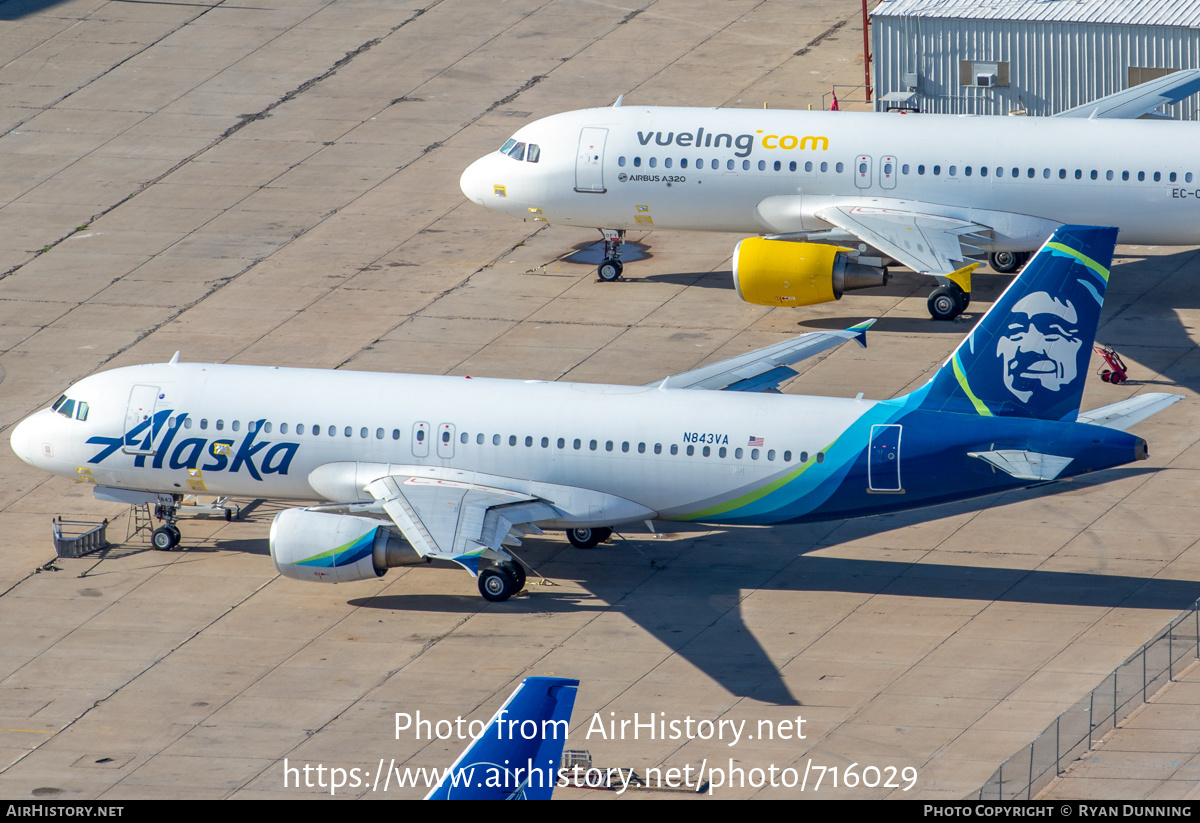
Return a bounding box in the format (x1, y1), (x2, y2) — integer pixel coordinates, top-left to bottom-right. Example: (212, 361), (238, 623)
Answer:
(748, 436), (764, 447)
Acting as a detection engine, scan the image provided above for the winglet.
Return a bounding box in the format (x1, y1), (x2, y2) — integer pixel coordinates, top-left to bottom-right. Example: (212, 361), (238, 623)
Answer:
(613, 94), (624, 107)
(944, 262), (980, 294)
(169, 351), (180, 365)
(847, 318), (876, 349)
(426, 676), (579, 800)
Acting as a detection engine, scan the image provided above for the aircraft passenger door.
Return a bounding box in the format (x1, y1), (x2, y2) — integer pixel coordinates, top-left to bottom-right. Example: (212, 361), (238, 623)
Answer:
(854, 155), (873, 189)
(412, 422), (430, 458)
(575, 127), (607, 193)
(880, 156), (897, 190)
(123, 384), (161, 455)
(437, 423), (455, 459)
(868, 424), (902, 492)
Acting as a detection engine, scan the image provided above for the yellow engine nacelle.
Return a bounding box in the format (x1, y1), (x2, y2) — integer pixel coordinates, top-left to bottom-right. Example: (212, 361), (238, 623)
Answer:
(732, 237), (889, 307)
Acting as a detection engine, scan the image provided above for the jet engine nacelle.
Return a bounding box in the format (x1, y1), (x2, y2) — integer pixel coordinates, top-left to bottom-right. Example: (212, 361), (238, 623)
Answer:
(732, 237), (889, 307)
(270, 508), (425, 584)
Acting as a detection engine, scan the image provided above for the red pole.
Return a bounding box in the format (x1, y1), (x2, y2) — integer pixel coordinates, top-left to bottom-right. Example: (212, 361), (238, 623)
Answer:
(862, 0), (873, 103)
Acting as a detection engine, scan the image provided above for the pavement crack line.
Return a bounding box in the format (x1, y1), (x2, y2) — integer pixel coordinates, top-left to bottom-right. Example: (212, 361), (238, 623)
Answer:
(0, 0), (443, 280)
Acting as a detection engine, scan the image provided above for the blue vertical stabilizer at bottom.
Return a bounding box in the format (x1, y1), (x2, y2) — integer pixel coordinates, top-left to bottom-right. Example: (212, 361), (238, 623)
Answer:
(910, 225), (1118, 422)
(426, 676), (579, 800)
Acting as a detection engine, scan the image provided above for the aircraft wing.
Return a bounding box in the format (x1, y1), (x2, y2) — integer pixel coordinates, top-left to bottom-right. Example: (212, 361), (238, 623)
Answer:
(364, 475), (562, 574)
(1076, 393), (1183, 430)
(1055, 69), (1200, 120)
(426, 676), (579, 800)
(652, 319), (874, 392)
(814, 204), (991, 277)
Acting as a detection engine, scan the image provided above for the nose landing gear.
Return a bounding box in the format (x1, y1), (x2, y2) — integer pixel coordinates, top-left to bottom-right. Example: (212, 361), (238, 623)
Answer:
(151, 496), (182, 550)
(598, 229), (626, 281)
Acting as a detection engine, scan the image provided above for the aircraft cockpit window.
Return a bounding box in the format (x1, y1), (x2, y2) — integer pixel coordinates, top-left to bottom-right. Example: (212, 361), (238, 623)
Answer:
(76, 402), (88, 421)
(59, 399), (75, 419)
(52, 395), (67, 412)
(526, 144), (540, 163)
(501, 140), (530, 160)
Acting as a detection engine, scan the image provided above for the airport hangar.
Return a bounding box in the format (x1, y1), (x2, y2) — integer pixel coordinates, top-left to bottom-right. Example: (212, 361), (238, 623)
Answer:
(0, 0), (1198, 801)
(871, 0), (1200, 119)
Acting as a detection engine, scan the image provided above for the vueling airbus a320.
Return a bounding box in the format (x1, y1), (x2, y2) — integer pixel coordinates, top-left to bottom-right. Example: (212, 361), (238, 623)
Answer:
(10, 227), (1179, 602)
(459, 72), (1200, 320)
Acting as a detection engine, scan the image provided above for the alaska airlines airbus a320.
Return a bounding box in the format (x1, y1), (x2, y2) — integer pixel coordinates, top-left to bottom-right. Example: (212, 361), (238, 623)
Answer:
(10, 227), (1179, 602)
(459, 73), (1200, 320)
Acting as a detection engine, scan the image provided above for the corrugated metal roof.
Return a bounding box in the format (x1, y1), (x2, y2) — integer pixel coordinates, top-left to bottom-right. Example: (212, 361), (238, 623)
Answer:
(870, 0), (1200, 29)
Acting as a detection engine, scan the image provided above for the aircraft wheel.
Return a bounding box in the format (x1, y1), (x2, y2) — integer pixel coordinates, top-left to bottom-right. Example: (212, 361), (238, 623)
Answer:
(567, 526), (611, 549)
(989, 251), (1022, 273)
(152, 526), (179, 551)
(499, 561), (526, 592)
(478, 567), (517, 602)
(598, 259), (623, 282)
(927, 287), (963, 321)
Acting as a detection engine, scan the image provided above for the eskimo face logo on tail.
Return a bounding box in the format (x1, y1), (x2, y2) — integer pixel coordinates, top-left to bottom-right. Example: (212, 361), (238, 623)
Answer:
(996, 292), (1083, 405)
(918, 225), (1115, 422)
(87, 410), (299, 480)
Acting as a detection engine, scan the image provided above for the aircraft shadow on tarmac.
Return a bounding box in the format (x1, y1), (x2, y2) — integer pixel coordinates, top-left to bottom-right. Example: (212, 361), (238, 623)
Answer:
(338, 466), (1198, 706)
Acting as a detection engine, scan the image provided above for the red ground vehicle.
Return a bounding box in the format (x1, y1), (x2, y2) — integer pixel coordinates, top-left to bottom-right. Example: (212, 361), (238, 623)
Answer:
(1094, 344), (1128, 384)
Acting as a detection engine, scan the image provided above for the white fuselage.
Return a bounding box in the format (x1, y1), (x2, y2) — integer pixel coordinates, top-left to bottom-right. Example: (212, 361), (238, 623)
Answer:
(11, 362), (865, 523)
(460, 107), (1200, 249)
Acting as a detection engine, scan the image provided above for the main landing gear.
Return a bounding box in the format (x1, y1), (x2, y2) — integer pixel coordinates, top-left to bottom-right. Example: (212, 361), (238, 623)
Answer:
(151, 495), (183, 550)
(597, 229), (625, 282)
(566, 526), (612, 549)
(989, 251), (1031, 274)
(477, 560), (527, 602)
(927, 283), (970, 322)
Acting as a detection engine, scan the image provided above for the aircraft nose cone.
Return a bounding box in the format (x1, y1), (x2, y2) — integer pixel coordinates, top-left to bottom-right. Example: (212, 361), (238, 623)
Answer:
(10, 412), (43, 467)
(459, 156), (491, 206)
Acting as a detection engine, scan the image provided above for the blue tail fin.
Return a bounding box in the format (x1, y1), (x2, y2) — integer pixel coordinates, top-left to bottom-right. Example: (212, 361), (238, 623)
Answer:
(426, 676), (579, 800)
(909, 225), (1117, 421)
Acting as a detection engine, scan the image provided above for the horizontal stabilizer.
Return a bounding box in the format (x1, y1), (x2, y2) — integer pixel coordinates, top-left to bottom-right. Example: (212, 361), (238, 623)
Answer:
(967, 450), (1073, 481)
(655, 319), (875, 392)
(1076, 393), (1183, 431)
